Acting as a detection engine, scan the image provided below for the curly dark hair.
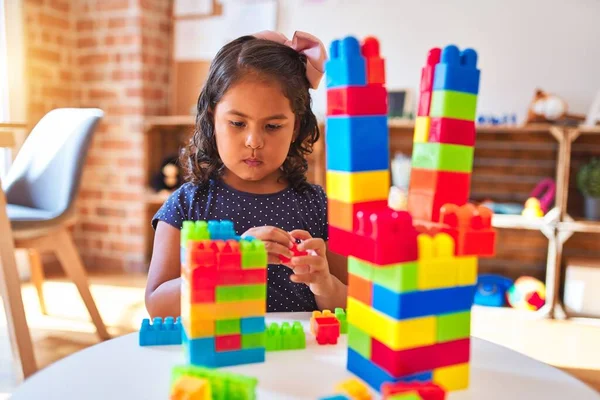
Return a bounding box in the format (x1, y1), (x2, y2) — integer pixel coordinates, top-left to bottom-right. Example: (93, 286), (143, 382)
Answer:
(180, 35), (321, 192)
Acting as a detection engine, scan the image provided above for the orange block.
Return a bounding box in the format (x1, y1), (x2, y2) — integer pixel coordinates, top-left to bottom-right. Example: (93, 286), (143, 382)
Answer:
(328, 198), (388, 232)
(348, 272), (372, 306)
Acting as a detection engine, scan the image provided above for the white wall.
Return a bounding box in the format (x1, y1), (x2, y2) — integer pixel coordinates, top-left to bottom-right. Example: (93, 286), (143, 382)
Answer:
(278, 0), (600, 123)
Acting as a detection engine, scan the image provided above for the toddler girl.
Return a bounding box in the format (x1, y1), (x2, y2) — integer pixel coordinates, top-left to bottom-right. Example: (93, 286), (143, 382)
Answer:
(145, 31), (347, 318)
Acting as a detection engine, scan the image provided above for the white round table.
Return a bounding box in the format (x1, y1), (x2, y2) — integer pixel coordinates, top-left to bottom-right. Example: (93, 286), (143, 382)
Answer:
(10, 313), (600, 400)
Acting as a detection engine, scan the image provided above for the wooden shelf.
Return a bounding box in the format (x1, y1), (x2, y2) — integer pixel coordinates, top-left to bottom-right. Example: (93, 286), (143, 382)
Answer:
(558, 219), (600, 234)
(144, 115), (194, 131)
(491, 214), (550, 231)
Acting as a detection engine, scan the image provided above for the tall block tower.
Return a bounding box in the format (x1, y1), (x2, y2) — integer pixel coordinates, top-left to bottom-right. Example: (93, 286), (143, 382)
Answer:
(180, 220), (268, 368)
(325, 38), (496, 394)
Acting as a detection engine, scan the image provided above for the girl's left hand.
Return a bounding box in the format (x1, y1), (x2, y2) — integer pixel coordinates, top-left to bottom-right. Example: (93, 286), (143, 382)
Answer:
(285, 230), (334, 296)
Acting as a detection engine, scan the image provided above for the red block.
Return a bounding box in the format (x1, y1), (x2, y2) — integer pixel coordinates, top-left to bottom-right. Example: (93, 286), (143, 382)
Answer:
(348, 272), (372, 306)
(417, 91), (432, 116)
(328, 226), (355, 257)
(429, 117), (476, 146)
(279, 243), (308, 263)
(218, 269), (267, 286)
(215, 334), (241, 352)
(352, 209), (418, 265)
(361, 36), (385, 85)
(190, 287), (214, 303)
(328, 199), (388, 232)
(407, 191), (447, 223)
(371, 337), (470, 377)
(440, 203), (496, 257)
(420, 47), (441, 93)
(188, 241), (217, 268)
(409, 168), (471, 201)
(216, 240), (242, 270)
(315, 316), (340, 345)
(382, 382), (446, 400)
(326, 85), (387, 116)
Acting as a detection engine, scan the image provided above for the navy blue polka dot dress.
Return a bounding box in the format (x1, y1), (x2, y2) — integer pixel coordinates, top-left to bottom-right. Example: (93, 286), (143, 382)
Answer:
(152, 179), (329, 312)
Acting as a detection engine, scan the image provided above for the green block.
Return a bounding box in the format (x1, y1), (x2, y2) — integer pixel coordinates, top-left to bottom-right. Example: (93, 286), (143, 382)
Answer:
(215, 319), (241, 335)
(240, 240), (267, 269)
(372, 261), (418, 293)
(347, 323), (371, 359)
(437, 311), (471, 342)
(412, 142), (474, 173)
(265, 323), (281, 351)
(241, 332), (265, 349)
(181, 220), (210, 246)
(215, 284), (267, 302)
(265, 321), (305, 351)
(348, 257), (373, 281)
(171, 364), (258, 400)
(388, 393), (423, 400)
(335, 308), (347, 334)
(430, 89), (478, 121)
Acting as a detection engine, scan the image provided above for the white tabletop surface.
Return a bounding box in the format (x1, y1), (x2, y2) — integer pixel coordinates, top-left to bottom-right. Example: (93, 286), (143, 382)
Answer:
(10, 312), (600, 400)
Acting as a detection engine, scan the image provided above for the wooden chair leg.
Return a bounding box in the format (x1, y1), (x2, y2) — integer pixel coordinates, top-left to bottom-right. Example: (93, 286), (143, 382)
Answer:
(28, 249), (47, 315)
(52, 228), (110, 340)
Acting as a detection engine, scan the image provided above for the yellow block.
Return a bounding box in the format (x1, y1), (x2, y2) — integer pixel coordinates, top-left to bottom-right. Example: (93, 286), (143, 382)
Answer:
(182, 289), (265, 323)
(335, 378), (371, 400)
(347, 297), (436, 351)
(326, 170), (390, 203)
(434, 363), (470, 391)
(413, 116), (431, 143)
(417, 233), (459, 290)
(456, 256), (478, 286)
(170, 376), (212, 400)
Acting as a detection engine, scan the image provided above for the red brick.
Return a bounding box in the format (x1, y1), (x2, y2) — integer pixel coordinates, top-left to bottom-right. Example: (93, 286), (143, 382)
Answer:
(105, 34), (140, 46)
(117, 157), (141, 168)
(129, 226), (145, 235)
(108, 191), (143, 202)
(98, 139), (133, 150)
(112, 70), (141, 81)
(97, 0), (131, 11)
(49, 0), (70, 12)
(79, 190), (103, 200)
(28, 47), (61, 63)
(79, 54), (110, 66)
(78, 37), (98, 48)
(29, 66), (54, 79)
(38, 12), (69, 30)
(77, 19), (94, 31)
(60, 70), (74, 81)
(97, 207), (128, 218)
(82, 71), (105, 82)
(82, 222), (110, 233)
(42, 86), (73, 101)
(107, 105), (144, 115)
(91, 255), (124, 270)
(88, 89), (117, 100)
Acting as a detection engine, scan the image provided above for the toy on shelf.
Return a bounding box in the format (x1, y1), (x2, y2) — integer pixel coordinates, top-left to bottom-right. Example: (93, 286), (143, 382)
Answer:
(265, 321), (306, 351)
(325, 36), (496, 393)
(139, 316), (182, 346)
(477, 114), (518, 126)
(180, 220), (267, 368)
(151, 154), (182, 194)
(507, 276), (546, 311)
(522, 197), (544, 218)
(381, 381), (446, 400)
(171, 364), (257, 400)
(474, 274), (513, 307)
(311, 310), (341, 345)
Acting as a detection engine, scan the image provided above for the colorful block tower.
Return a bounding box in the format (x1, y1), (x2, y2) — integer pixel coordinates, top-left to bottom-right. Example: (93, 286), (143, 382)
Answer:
(324, 37), (495, 394)
(180, 220), (268, 368)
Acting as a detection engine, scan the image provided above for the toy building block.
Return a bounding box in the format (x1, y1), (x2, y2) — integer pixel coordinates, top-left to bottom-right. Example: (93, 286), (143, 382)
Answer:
(326, 115), (389, 173)
(328, 225), (356, 257)
(432, 363), (469, 391)
(327, 86), (387, 116)
(326, 36), (367, 88)
(170, 376), (212, 400)
(319, 396), (351, 400)
(240, 316), (265, 334)
(310, 309), (335, 334)
(456, 256), (478, 286)
(417, 48), (441, 116)
(240, 239), (268, 269)
(439, 203), (496, 257)
(278, 242), (308, 263)
(428, 117), (476, 146)
(215, 334), (241, 351)
(314, 315), (341, 345)
(436, 311), (471, 343)
(351, 209), (419, 265)
(411, 143), (474, 173)
(362, 36), (385, 85)
(348, 257), (418, 294)
(328, 199), (387, 232)
(181, 221), (210, 245)
(265, 321), (306, 351)
(416, 233), (459, 290)
(139, 316), (182, 346)
(413, 117), (431, 143)
(381, 381), (446, 400)
(348, 272), (373, 305)
(207, 220), (237, 240)
(326, 170), (390, 203)
(335, 308), (348, 334)
(429, 90), (478, 121)
(335, 377), (373, 400)
(433, 45), (479, 95)
(347, 323), (371, 359)
(408, 168), (470, 205)
(171, 364), (258, 400)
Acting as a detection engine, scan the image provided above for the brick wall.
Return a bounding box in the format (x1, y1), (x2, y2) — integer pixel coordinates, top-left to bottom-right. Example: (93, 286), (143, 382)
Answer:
(23, 0), (172, 273)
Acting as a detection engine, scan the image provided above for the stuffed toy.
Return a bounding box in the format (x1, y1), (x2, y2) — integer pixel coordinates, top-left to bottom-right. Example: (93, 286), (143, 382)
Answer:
(526, 89), (567, 124)
(151, 155), (182, 194)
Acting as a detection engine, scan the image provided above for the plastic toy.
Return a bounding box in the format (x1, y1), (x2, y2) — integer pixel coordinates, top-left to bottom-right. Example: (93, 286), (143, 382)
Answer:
(335, 377), (373, 400)
(325, 39), (495, 393)
(139, 316), (182, 346)
(170, 375), (211, 400)
(265, 321), (306, 351)
(474, 274), (513, 307)
(278, 241), (308, 263)
(180, 220), (267, 368)
(522, 197), (544, 218)
(311, 310), (341, 345)
(528, 177), (556, 213)
(171, 364), (257, 400)
(381, 381), (446, 400)
(507, 276), (546, 311)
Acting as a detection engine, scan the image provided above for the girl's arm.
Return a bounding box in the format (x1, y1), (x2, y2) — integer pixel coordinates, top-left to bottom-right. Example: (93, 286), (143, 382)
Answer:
(145, 221), (182, 318)
(312, 247), (348, 310)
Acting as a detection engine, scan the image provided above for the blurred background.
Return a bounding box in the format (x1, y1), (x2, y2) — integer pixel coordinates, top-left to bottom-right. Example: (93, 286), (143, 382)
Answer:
(1, 0), (600, 397)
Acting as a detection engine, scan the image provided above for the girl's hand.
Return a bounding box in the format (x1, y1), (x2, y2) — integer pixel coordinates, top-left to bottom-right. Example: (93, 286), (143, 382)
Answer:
(241, 226), (295, 264)
(287, 230), (334, 296)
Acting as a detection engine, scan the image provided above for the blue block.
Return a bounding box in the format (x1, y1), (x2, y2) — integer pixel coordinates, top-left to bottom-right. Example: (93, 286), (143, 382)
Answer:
(182, 329), (265, 367)
(139, 316), (182, 346)
(241, 316), (266, 334)
(432, 45), (480, 94)
(347, 348), (433, 392)
(325, 36), (366, 88)
(325, 116), (389, 172)
(371, 284), (476, 320)
(319, 396), (351, 400)
(208, 220), (237, 240)
(212, 348), (266, 367)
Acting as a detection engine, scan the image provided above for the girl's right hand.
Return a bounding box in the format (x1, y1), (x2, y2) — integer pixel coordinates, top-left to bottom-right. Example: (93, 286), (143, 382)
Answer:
(241, 226), (295, 264)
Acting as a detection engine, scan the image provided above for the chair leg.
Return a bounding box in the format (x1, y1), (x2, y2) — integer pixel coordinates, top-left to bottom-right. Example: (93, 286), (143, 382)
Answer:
(52, 228), (110, 340)
(28, 249), (48, 315)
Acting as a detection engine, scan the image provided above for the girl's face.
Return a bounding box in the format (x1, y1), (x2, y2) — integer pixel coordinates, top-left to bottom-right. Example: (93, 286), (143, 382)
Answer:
(214, 77), (296, 191)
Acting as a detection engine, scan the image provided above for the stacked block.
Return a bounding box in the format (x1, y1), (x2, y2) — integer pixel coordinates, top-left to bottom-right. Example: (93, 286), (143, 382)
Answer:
(180, 220), (267, 368)
(325, 36), (389, 256)
(381, 382), (445, 400)
(171, 364), (258, 400)
(265, 321), (306, 351)
(409, 45), (480, 222)
(325, 37), (496, 394)
(139, 316), (182, 346)
(310, 310), (341, 345)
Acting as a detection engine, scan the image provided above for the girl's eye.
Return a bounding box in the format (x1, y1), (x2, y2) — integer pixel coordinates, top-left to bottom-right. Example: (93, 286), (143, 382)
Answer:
(229, 121), (245, 128)
(266, 124), (282, 131)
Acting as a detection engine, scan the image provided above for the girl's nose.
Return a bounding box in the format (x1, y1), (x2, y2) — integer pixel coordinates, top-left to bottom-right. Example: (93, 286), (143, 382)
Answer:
(245, 130), (264, 150)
